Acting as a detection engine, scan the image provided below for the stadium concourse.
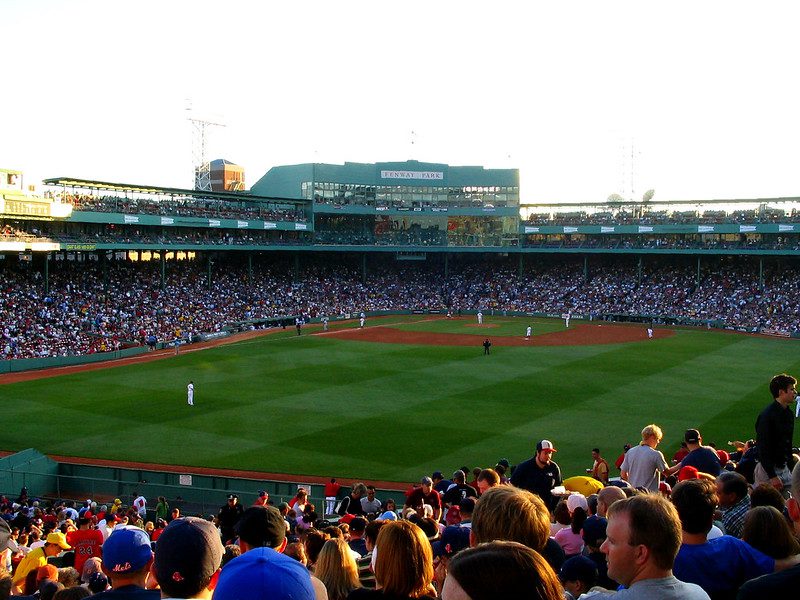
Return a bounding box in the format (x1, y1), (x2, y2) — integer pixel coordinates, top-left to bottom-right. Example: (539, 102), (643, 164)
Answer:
(1, 254), (799, 360)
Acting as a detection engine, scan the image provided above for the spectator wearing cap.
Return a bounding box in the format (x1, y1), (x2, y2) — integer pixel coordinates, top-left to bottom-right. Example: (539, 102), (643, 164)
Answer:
(93, 525), (158, 599)
(581, 511), (617, 590)
(213, 546), (316, 600)
(404, 478), (442, 522)
(12, 531), (71, 594)
(620, 425), (669, 493)
(554, 495), (588, 558)
(153, 516), (223, 599)
(431, 526), (471, 594)
(666, 429), (722, 478)
(235, 506), (287, 553)
(431, 472), (451, 495)
(509, 439), (562, 511)
(715, 471), (750, 538)
(253, 490), (270, 507)
(88, 572), (110, 594)
(560, 555), (599, 600)
(217, 494), (243, 545)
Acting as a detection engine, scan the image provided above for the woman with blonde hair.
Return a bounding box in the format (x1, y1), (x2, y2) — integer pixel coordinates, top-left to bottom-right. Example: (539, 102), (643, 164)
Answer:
(347, 519), (436, 599)
(316, 538), (361, 600)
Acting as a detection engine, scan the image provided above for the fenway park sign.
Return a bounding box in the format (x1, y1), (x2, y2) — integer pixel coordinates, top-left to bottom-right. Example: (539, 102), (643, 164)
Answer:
(380, 170), (444, 180)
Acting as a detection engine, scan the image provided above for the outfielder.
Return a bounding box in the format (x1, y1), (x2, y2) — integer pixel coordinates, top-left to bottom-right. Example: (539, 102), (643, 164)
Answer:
(187, 380), (194, 406)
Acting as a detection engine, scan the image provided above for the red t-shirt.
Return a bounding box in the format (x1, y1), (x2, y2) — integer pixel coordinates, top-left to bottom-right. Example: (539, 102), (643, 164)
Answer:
(324, 482), (341, 497)
(405, 488), (442, 512)
(66, 528), (104, 572)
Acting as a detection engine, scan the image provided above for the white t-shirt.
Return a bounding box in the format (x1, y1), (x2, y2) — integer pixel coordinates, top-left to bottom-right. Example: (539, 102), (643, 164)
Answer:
(133, 496), (147, 516)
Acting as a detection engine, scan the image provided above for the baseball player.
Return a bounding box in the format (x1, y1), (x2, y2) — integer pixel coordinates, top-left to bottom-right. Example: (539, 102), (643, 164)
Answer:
(187, 381), (194, 406)
(477, 311), (483, 325)
(359, 312), (365, 328)
(526, 325), (532, 339)
(647, 327), (654, 339)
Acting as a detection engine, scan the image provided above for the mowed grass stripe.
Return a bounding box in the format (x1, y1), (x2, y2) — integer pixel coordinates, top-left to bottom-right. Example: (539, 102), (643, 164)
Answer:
(3, 322), (798, 482)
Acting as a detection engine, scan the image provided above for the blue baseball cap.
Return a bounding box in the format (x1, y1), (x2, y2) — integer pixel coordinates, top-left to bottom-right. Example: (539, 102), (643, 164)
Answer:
(213, 547), (314, 600)
(102, 526), (153, 574)
(431, 526), (471, 558)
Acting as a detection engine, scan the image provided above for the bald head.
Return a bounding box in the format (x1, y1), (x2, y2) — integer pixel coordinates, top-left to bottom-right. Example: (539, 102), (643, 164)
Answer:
(597, 486), (626, 517)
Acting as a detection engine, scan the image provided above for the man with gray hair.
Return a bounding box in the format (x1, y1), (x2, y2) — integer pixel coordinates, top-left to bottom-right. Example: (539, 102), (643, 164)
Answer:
(737, 461), (800, 597)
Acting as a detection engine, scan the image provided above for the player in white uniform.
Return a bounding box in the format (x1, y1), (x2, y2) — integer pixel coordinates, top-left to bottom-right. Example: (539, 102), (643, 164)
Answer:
(477, 311), (483, 325)
(187, 381), (194, 406)
(359, 312), (365, 328)
(526, 325), (532, 339)
(564, 312), (571, 328)
(647, 327), (654, 339)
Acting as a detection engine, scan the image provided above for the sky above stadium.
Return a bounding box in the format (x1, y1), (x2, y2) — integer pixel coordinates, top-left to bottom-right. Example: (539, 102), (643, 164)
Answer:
(3, 0), (799, 204)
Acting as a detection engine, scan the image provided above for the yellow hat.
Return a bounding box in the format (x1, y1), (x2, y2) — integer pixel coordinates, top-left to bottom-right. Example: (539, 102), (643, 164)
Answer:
(46, 531), (71, 550)
(114, 498), (122, 504)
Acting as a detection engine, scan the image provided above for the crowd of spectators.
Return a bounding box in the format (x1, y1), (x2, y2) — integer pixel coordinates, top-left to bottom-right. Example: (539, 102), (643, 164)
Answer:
(2, 255), (800, 359)
(61, 194), (308, 223)
(523, 206), (800, 227)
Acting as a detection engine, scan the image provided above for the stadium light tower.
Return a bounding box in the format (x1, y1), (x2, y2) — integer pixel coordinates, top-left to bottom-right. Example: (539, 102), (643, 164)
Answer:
(186, 100), (225, 191)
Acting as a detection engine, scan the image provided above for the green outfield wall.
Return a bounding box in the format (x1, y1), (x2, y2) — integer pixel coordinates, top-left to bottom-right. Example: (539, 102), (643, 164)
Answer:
(0, 449), (386, 520)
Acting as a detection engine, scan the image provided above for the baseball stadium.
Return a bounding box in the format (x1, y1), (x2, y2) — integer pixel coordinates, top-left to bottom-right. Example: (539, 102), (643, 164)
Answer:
(2, 158), (800, 596)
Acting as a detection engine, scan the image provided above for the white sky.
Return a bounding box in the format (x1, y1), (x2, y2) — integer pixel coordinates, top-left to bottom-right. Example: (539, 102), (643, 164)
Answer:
(2, 0), (800, 204)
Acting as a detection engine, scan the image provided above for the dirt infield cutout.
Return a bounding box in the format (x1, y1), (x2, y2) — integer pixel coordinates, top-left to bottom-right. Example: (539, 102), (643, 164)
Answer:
(328, 322), (674, 346)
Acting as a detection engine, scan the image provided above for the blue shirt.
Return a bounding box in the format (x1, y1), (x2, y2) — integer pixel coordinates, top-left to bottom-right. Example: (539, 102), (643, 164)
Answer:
(673, 536), (773, 597)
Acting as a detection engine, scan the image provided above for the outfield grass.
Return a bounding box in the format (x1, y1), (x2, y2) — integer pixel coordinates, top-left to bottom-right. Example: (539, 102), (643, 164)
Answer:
(3, 318), (799, 483)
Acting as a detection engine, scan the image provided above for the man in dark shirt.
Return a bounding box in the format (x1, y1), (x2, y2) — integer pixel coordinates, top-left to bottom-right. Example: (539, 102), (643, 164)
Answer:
(217, 494), (244, 544)
(667, 429), (722, 477)
(755, 373), (796, 497)
(441, 470), (478, 508)
(509, 439), (562, 510)
(431, 471), (452, 495)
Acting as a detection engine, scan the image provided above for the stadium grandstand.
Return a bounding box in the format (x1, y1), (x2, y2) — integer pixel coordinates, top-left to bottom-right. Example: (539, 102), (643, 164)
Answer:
(2, 159), (800, 360)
